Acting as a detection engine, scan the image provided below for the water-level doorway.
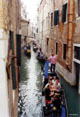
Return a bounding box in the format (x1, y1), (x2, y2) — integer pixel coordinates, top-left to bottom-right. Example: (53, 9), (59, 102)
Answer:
(75, 63), (80, 93)
(73, 44), (80, 94)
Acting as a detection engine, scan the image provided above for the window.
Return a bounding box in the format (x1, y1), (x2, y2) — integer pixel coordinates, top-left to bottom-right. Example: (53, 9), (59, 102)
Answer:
(51, 13), (53, 26)
(74, 46), (80, 60)
(62, 3), (67, 23)
(47, 38), (49, 46)
(63, 44), (67, 60)
(56, 43), (58, 55)
(54, 10), (59, 25)
(78, 0), (80, 16)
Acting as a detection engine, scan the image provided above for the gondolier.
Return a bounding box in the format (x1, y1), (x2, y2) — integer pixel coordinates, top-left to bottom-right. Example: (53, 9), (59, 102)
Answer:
(48, 53), (57, 72)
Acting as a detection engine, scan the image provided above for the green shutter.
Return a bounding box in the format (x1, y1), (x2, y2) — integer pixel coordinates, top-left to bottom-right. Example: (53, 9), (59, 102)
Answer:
(62, 4), (67, 23)
(54, 11), (57, 25)
(54, 10), (59, 25)
(16, 34), (21, 66)
(11, 59), (16, 89)
(9, 31), (16, 89)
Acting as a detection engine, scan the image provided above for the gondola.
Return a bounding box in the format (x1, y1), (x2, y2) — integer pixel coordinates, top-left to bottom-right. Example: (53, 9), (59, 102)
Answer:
(25, 48), (31, 57)
(24, 44), (31, 57)
(33, 45), (38, 52)
(42, 61), (68, 117)
(36, 55), (45, 63)
(33, 47), (38, 52)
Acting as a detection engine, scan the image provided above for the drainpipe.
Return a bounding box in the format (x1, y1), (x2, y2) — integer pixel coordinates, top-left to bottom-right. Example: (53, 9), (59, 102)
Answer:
(66, 0), (75, 71)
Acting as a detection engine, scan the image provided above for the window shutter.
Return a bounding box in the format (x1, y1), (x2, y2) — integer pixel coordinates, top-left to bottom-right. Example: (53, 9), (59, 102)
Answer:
(57, 10), (59, 24)
(16, 34), (21, 66)
(9, 31), (16, 90)
(56, 43), (58, 55)
(54, 11), (57, 25)
(9, 31), (14, 55)
(11, 59), (16, 89)
(63, 44), (67, 59)
(54, 10), (59, 25)
(62, 4), (67, 23)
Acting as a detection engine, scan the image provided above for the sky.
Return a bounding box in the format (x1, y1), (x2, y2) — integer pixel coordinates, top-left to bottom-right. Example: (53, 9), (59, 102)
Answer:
(21, 0), (41, 23)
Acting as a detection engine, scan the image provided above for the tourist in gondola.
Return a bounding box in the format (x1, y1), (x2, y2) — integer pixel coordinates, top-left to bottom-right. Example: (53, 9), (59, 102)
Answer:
(24, 45), (27, 54)
(24, 45), (26, 51)
(52, 76), (57, 85)
(56, 79), (61, 90)
(44, 80), (53, 104)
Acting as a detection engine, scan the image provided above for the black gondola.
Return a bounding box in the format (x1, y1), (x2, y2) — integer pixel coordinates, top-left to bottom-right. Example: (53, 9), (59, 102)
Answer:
(24, 44), (31, 57)
(25, 48), (31, 57)
(36, 55), (45, 63)
(42, 61), (68, 117)
(33, 46), (38, 52)
(36, 51), (46, 63)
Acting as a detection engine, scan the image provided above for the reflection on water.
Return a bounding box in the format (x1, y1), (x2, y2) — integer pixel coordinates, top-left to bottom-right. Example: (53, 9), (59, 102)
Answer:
(18, 49), (43, 117)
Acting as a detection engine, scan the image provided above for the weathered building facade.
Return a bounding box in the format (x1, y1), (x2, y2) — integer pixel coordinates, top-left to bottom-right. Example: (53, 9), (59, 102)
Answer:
(0, 0), (21, 117)
(37, 0), (51, 55)
(21, 19), (35, 46)
(21, 19), (29, 47)
(38, 0), (80, 94)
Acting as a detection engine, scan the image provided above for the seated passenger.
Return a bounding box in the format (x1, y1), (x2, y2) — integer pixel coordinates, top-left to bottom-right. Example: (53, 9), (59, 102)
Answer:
(45, 79), (52, 89)
(56, 79), (61, 90)
(24, 46), (26, 51)
(45, 86), (52, 104)
(51, 84), (58, 92)
(48, 76), (52, 80)
(52, 76), (57, 85)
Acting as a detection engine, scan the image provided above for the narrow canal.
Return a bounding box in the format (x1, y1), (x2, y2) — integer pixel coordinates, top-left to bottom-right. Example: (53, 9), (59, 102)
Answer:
(18, 46), (80, 117)
(18, 47), (43, 117)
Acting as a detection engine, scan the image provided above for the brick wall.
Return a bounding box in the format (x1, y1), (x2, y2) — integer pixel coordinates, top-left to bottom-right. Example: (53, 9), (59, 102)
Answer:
(38, 0), (80, 86)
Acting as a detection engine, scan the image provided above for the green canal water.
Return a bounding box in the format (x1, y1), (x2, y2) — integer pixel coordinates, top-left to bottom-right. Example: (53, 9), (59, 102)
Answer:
(18, 48), (80, 117)
(58, 75), (80, 117)
(18, 48), (43, 117)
